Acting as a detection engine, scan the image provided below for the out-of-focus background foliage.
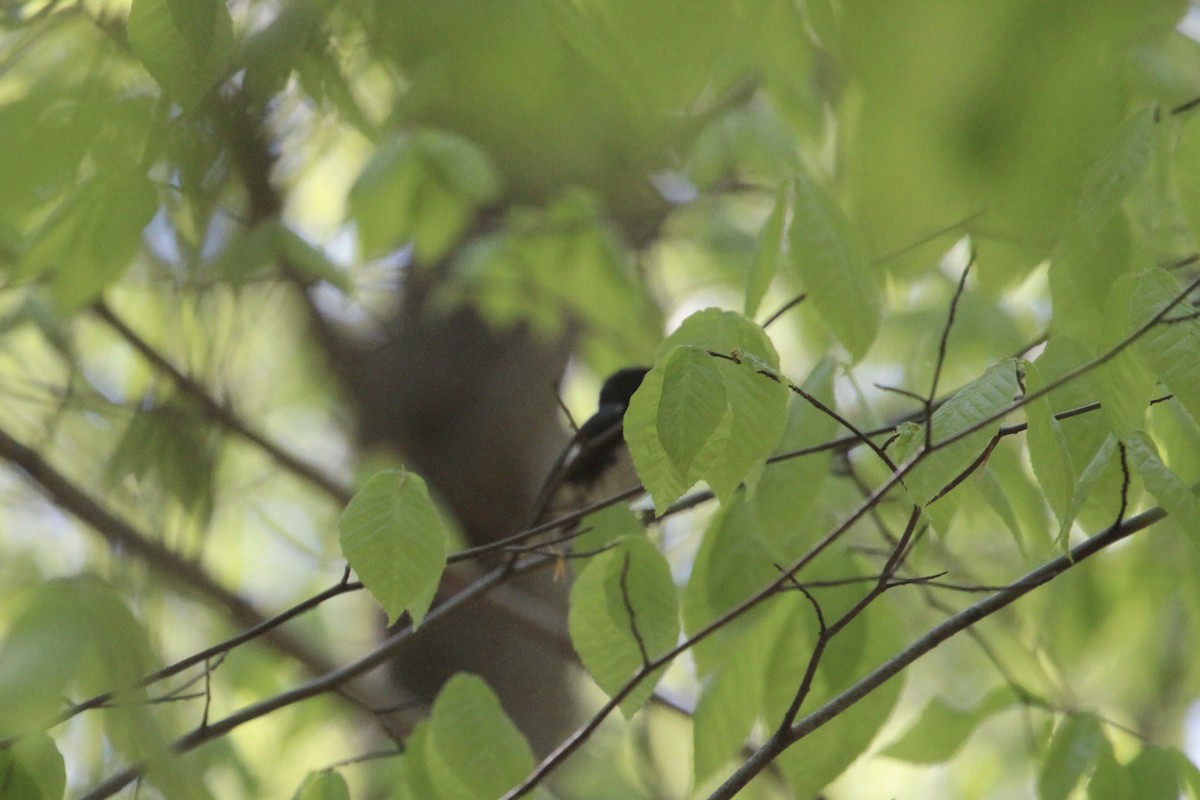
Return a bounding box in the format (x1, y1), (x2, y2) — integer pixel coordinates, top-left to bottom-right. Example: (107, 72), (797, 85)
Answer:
(5, 0), (1200, 797)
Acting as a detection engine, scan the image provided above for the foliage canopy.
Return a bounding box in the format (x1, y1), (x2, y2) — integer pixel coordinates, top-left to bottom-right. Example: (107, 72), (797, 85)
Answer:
(4, 1), (1200, 798)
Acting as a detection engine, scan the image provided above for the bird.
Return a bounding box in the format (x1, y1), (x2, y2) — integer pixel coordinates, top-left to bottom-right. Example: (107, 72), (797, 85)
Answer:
(534, 366), (650, 523)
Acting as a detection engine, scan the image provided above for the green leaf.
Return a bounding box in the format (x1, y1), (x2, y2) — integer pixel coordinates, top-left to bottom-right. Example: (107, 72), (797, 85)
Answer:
(745, 182), (789, 318)
(1038, 713), (1105, 800)
(1077, 106), (1156, 236)
(568, 535), (679, 716)
(1131, 267), (1200, 428)
(425, 675), (534, 800)
(0, 583), (93, 737)
(1088, 746), (1132, 800)
(348, 130), (501, 261)
(752, 358), (838, 561)
(338, 469), (449, 626)
(1058, 434), (1119, 549)
(1025, 360), (1076, 532)
(1120, 747), (1179, 800)
(572, 502), (644, 555)
(1048, 216), (1132, 343)
(1174, 113), (1200, 246)
(657, 345), (731, 480)
(882, 689), (1016, 764)
(1125, 431), (1200, 534)
(683, 488), (777, 675)
(897, 360), (1020, 534)
(399, 724), (440, 800)
(292, 770), (350, 800)
(771, 556), (906, 797)
(1170, 747), (1200, 800)
(788, 172), (881, 361)
(0, 733), (65, 800)
(106, 399), (218, 523)
(626, 350), (728, 510)
(627, 309), (789, 509)
(20, 170), (157, 311)
(1093, 273), (1156, 440)
(691, 601), (790, 787)
(127, 0), (234, 110)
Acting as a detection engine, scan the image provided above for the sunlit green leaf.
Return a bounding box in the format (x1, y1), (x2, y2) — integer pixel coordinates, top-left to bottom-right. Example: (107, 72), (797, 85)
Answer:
(1125, 431), (1200, 534)
(425, 675), (534, 800)
(752, 358), (838, 561)
(569, 535), (679, 716)
(338, 469), (449, 626)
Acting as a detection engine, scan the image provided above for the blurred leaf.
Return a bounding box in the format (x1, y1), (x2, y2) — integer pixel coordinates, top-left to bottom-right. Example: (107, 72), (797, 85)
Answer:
(568, 535), (679, 716)
(1077, 106), (1157, 235)
(19, 170), (157, 311)
(107, 399), (219, 523)
(0, 582), (92, 737)
(1048, 215), (1132, 343)
(426, 675), (534, 800)
(446, 192), (659, 365)
(572, 502), (644, 555)
(0, 733), (65, 800)
(788, 172), (882, 361)
(1132, 267), (1200, 427)
(338, 470), (449, 626)
(1093, 273), (1156, 440)
(896, 360), (1020, 534)
(752, 358), (838, 561)
(1125, 431), (1200, 533)
(882, 688), (1016, 764)
(744, 183), (789, 319)
(691, 600), (791, 786)
(689, 109), (801, 190)
(683, 488), (777, 675)
(128, 0), (234, 110)
(1025, 360), (1077, 533)
(771, 551), (906, 797)
(398, 724), (440, 800)
(349, 130), (501, 261)
(1038, 713), (1105, 800)
(292, 770), (350, 800)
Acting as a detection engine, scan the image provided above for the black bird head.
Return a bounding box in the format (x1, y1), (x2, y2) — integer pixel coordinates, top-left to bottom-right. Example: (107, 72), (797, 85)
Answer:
(541, 366), (650, 517)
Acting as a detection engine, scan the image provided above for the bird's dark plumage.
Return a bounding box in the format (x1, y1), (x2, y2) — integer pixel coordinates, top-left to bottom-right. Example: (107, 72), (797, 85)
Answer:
(537, 366), (649, 519)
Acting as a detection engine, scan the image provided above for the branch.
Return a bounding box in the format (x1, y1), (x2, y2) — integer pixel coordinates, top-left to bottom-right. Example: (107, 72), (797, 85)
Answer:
(707, 502), (1167, 798)
(92, 300), (353, 505)
(78, 556), (547, 800)
(0, 425), (340, 682)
